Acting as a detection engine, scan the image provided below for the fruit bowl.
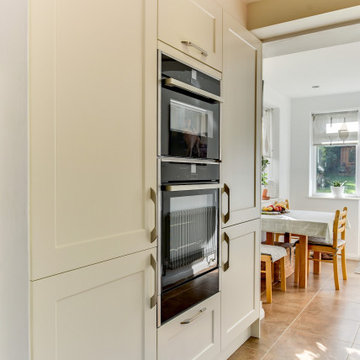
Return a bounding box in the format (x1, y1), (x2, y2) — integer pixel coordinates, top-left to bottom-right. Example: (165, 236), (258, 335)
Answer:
(262, 202), (289, 215)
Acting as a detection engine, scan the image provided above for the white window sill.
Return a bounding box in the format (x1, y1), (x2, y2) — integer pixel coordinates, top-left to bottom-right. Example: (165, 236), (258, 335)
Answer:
(308, 195), (360, 201)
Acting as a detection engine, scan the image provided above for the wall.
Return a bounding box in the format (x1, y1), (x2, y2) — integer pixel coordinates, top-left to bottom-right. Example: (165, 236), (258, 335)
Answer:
(291, 92), (360, 258)
(0, 0), (29, 359)
(263, 84), (291, 199)
(247, 0), (360, 30)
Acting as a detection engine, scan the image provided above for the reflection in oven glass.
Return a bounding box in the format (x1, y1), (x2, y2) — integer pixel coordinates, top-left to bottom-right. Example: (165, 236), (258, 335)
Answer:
(169, 99), (214, 158)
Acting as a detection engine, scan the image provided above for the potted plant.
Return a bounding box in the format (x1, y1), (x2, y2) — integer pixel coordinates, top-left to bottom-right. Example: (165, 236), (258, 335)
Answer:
(331, 180), (346, 198)
(261, 156), (270, 200)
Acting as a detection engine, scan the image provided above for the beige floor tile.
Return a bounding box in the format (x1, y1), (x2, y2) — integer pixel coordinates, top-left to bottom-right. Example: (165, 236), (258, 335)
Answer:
(263, 328), (351, 360)
(228, 261), (360, 359)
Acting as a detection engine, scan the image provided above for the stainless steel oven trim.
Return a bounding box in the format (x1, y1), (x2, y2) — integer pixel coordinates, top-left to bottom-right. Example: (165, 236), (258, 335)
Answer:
(163, 77), (223, 103)
(160, 157), (220, 165)
(156, 158), (162, 328)
(164, 184), (221, 192)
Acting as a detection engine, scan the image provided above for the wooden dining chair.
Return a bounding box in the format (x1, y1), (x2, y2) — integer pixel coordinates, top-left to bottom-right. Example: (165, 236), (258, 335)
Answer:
(295, 207), (348, 290)
(261, 244), (287, 303)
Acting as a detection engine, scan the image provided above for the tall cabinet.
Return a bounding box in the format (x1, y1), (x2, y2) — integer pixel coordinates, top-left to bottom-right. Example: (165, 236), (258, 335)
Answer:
(29, 0), (158, 358)
(220, 10), (262, 355)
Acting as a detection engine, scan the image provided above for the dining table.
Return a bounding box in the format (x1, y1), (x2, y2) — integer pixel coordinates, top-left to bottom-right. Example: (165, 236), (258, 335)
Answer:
(261, 209), (338, 289)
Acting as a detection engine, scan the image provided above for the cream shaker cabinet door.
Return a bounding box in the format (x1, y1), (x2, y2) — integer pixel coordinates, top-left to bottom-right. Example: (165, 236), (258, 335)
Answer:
(29, 0), (157, 279)
(221, 220), (260, 349)
(31, 248), (157, 360)
(158, 0), (222, 71)
(221, 13), (262, 228)
(158, 294), (220, 360)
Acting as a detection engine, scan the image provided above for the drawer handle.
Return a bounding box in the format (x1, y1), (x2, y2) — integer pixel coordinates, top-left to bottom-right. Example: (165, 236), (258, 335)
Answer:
(150, 188), (157, 243)
(181, 41), (208, 57)
(150, 254), (157, 308)
(180, 307), (207, 324)
(222, 184), (230, 224)
(223, 232), (230, 272)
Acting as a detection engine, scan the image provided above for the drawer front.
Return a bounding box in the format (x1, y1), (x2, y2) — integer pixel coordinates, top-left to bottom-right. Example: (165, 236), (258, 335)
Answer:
(158, 0), (222, 71)
(158, 293), (220, 360)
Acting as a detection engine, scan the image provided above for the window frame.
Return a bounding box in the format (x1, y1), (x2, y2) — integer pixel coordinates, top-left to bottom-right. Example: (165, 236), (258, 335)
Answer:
(310, 110), (360, 198)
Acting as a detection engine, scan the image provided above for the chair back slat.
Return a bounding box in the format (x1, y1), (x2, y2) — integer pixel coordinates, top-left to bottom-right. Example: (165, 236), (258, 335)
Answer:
(333, 207), (348, 248)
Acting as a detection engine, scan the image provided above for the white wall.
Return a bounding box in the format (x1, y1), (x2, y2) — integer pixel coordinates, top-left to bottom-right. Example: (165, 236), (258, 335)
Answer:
(291, 92), (360, 258)
(263, 83), (291, 199)
(0, 0), (29, 358)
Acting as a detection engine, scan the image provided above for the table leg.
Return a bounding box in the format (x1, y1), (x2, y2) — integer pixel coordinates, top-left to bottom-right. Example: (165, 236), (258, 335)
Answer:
(266, 232), (274, 245)
(299, 235), (308, 288)
(313, 251), (321, 274)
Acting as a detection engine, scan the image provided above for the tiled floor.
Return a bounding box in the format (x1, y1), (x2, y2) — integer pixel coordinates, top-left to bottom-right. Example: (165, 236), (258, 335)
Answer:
(229, 260), (360, 360)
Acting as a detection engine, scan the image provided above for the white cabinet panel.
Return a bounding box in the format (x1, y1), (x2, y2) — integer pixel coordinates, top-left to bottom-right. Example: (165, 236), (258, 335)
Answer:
(29, 0), (157, 279)
(158, 294), (220, 360)
(158, 0), (222, 71)
(221, 12), (262, 227)
(221, 220), (260, 349)
(31, 249), (156, 360)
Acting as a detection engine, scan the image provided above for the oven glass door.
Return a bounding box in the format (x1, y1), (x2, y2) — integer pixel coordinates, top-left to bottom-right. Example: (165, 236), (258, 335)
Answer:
(161, 87), (220, 160)
(161, 187), (219, 292)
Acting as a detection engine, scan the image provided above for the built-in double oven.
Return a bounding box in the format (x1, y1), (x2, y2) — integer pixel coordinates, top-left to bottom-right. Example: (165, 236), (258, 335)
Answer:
(158, 53), (222, 325)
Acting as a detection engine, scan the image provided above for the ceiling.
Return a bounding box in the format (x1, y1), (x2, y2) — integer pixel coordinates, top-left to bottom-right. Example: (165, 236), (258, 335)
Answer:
(263, 40), (360, 98)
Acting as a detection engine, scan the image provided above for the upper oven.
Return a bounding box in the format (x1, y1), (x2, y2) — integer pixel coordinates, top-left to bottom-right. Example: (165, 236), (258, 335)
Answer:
(160, 54), (221, 161)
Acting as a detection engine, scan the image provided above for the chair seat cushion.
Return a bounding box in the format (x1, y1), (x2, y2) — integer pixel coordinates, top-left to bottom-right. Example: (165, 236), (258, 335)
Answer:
(305, 236), (345, 248)
(261, 244), (287, 262)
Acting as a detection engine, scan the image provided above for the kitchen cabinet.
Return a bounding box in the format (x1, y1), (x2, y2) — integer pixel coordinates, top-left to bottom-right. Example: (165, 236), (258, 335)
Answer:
(29, 0), (157, 280)
(221, 219), (261, 349)
(31, 248), (157, 360)
(158, 0), (223, 71)
(157, 294), (220, 360)
(221, 12), (262, 228)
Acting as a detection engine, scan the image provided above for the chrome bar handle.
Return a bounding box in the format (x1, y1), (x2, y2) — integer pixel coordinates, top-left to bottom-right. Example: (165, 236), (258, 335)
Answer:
(150, 188), (157, 243)
(223, 232), (230, 272)
(164, 184), (221, 192)
(163, 78), (223, 103)
(180, 307), (207, 324)
(222, 184), (230, 224)
(150, 254), (157, 308)
(181, 40), (208, 57)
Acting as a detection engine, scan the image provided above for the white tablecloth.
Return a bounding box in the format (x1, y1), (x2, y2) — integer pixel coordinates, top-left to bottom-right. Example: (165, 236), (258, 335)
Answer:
(261, 210), (349, 244)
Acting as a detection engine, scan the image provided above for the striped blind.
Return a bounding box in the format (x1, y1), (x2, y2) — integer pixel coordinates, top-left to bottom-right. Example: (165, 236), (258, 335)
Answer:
(312, 110), (359, 146)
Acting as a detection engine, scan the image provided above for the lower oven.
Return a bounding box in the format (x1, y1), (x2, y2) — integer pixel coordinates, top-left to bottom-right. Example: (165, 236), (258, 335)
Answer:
(160, 161), (220, 325)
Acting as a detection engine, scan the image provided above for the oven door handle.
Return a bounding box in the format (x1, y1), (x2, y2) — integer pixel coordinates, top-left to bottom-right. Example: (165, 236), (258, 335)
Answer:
(163, 78), (223, 103)
(164, 184), (221, 192)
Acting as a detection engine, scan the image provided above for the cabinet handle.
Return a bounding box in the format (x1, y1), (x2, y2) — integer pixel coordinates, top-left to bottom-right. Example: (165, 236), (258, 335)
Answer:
(222, 184), (230, 224)
(150, 254), (157, 308)
(180, 307), (207, 324)
(181, 41), (208, 57)
(150, 188), (157, 243)
(223, 232), (230, 272)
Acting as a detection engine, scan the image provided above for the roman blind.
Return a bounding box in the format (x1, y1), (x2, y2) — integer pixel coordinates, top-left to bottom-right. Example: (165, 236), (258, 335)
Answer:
(312, 110), (359, 146)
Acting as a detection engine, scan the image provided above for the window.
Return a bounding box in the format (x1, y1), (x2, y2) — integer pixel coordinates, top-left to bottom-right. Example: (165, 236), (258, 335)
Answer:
(262, 107), (279, 198)
(312, 110), (359, 195)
